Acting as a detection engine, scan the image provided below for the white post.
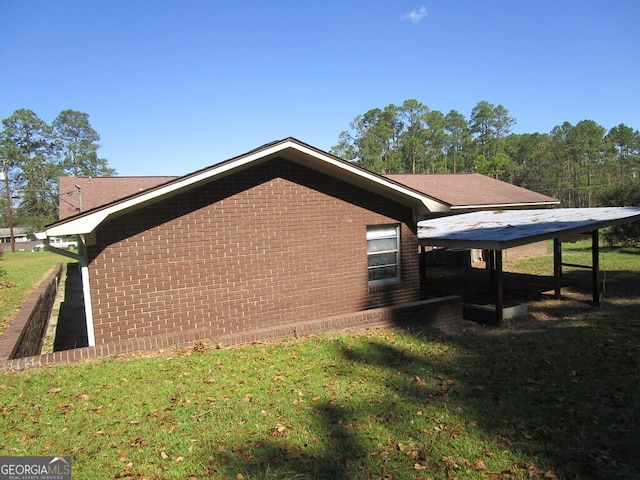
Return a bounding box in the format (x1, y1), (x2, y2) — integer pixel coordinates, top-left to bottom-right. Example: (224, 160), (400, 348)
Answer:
(77, 236), (96, 347)
(80, 263), (95, 347)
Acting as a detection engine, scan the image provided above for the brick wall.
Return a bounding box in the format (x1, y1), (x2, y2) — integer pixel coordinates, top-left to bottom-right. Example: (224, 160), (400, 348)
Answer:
(0, 263), (63, 360)
(87, 158), (422, 344)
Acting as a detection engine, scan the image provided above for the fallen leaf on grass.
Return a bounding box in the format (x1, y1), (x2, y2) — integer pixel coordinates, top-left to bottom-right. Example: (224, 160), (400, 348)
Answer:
(397, 442), (420, 458)
(129, 437), (147, 447)
(271, 423), (288, 436)
(1, 404), (17, 416)
(47, 387), (61, 395)
(56, 403), (74, 414)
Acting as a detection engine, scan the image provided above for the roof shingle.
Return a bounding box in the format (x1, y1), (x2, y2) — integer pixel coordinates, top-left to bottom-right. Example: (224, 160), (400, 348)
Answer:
(58, 176), (178, 220)
(384, 173), (559, 210)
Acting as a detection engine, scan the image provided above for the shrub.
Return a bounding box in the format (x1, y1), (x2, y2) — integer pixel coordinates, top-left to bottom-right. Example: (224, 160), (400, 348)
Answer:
(598, 181), (640, 247)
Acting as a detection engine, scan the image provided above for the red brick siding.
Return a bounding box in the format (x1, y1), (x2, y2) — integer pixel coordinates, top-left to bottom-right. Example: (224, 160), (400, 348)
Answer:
(87, 159), (421, 344)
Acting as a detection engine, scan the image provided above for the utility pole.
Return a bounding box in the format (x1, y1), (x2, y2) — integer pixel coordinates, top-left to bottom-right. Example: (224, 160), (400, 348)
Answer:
(1, 161), (15, 253)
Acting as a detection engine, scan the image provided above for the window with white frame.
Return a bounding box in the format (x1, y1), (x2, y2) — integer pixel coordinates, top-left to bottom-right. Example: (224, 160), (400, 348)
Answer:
(367, 224), (400, 284)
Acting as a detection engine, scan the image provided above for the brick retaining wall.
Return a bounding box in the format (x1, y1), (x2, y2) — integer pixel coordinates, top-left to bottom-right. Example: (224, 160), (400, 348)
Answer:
(0, 295), (463, 371)
(0, 263), (63, 360)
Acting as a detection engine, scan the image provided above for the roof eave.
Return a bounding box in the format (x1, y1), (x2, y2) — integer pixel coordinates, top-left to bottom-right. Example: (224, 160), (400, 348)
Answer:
(43, 138), (450, 236)
(449, 200), (561, 211)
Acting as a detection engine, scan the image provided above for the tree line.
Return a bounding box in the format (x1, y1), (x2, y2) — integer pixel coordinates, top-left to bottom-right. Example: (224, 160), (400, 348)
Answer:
(331, 99), (640, 209)
(0, 109), (115, 233)
(1, 102), (639, 243)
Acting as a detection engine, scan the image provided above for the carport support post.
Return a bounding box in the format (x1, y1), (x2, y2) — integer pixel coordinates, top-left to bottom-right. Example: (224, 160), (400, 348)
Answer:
(487, 249), (495, 287)
(592, 230), (601, 307)
(553, 238), (562, 299)
(495, 250), (504, 325)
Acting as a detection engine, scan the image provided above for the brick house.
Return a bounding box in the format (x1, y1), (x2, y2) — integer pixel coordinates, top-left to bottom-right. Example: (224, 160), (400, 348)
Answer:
(41, 138), (457, 347)
(42, 138), (559, 348)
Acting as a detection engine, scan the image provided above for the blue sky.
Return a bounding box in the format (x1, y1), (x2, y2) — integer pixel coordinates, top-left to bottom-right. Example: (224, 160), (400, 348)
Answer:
(2, 1), (638, 176)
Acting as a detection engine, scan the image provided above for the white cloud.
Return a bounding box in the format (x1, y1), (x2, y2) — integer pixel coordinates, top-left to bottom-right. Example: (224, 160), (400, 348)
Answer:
(402, 6), (428, 24)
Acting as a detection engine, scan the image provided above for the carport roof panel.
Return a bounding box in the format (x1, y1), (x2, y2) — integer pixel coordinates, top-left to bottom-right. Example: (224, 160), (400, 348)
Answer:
(417, 207), (640, 250)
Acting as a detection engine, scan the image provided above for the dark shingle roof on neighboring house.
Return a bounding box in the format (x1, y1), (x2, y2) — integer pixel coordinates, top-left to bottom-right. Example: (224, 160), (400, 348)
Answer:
(58, 176), (178, 220)
(384, 173), (559, 211)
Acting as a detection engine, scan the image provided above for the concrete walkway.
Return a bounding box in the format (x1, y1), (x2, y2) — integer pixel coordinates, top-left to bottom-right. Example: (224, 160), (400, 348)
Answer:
(53, 263), (88, 351)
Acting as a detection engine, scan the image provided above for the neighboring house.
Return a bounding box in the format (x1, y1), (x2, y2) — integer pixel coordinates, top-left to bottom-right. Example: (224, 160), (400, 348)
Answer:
(43, 138), (453, 347)
(0, 228), (29, 243)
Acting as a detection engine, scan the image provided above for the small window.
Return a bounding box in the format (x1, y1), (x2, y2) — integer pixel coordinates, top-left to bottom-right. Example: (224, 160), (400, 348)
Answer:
(367, 224), (400, 284)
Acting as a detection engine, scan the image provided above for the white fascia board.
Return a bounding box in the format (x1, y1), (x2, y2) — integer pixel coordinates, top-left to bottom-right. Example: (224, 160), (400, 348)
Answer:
(449, 201), (561, 211)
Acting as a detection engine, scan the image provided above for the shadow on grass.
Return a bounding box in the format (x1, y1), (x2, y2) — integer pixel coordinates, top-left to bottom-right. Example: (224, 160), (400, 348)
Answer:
(448, 308), (640, 478)
(211, 403), (371, 479)
(423, 264), (640, 306)
(333, 306), (640, 479)
(204, 269), (640, 479)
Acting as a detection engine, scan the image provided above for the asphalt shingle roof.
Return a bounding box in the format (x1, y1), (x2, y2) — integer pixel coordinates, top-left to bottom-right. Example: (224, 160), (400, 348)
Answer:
(384, 173), (559, 209)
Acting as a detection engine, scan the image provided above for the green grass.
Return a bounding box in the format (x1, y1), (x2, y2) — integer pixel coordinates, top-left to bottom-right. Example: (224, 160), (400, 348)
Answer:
(0, 251), (62, 336)
(0, 242), (638, 479)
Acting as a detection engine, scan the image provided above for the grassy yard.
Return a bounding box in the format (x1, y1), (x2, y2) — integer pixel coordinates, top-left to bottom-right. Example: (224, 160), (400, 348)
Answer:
(0, 242), (639, 479)
(0, 251), (62, 336)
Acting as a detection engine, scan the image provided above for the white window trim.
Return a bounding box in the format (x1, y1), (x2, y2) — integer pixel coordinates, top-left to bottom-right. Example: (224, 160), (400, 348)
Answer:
(367, 224), (401, 285)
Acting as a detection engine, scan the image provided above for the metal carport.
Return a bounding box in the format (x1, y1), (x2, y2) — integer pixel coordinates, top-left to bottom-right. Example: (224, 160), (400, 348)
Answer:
(418, 207), (640, 325)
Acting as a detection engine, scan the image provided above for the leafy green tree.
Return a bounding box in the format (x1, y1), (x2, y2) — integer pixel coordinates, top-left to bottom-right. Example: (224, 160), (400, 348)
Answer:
(332, 130), (358, 163)
(469, 101), (516, 177)
(606, 124), (640, 184)
(397, 99), (428, 173)
(332, 105), (403, 172)
(425, 110), (447, 173)
(505, 133), (557, 196)
(53, 109), (115, 177)
(469, 101), (495, 160)
(549, 122), (575, 205)
(567, 120), (614, 207)
(598, 181), (640, 246)
(444, 110), (472, 173)
(1, 109), (58, 228)
(1, 108), (115, 232)
(475, 151), (516, 180)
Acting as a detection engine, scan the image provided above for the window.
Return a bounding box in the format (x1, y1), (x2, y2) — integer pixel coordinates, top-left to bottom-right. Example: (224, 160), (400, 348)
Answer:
(367, 224), (400, 284)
